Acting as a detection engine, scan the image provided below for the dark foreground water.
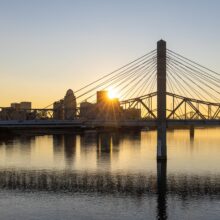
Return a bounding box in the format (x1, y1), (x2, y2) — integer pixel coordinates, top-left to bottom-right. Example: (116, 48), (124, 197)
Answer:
(0, 128), (219, 220)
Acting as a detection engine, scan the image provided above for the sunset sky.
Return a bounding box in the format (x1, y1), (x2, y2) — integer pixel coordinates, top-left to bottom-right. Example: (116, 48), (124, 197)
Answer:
(0, 0), (220, 108)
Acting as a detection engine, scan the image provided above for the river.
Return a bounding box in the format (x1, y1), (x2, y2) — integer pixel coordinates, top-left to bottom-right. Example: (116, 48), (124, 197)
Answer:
(0, 128), (219, 219)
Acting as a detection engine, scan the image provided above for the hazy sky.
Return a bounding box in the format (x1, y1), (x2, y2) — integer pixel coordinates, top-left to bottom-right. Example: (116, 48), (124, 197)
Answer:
(0, 0), (220, 107)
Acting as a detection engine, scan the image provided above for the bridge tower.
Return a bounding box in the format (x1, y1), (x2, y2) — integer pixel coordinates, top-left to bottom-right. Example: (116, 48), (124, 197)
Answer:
(157, 40), (167, 160)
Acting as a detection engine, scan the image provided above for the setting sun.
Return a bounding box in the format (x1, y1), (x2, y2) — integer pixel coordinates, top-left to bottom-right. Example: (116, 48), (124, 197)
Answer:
(108, 87), (119, 99)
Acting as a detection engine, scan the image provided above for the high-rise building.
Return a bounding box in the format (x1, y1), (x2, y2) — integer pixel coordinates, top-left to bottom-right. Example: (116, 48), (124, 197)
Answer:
(97, 91), (108, 103)
(20, 102), (31, 110)
(53, 99), (64, 120)
(80, 101), (95, 119)
(0, 101), (33, 120)
(11, 103), (20, 110)
(96, 91), (122, 120)
(64, 89), (77, 120)
(10, 102), (31, 110)
(51, 89), (142, 121)
(53, 89), (77, 120)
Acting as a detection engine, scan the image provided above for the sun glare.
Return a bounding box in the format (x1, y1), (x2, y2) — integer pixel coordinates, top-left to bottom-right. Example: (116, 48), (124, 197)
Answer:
(108, 88), (119, 99)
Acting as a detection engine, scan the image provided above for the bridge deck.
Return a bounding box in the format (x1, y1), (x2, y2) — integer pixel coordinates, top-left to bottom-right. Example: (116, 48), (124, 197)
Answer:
(0, 119), (220, 129)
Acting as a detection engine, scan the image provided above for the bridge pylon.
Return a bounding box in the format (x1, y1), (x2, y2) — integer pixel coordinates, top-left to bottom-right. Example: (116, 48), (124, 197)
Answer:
(157, 40), (167, 160)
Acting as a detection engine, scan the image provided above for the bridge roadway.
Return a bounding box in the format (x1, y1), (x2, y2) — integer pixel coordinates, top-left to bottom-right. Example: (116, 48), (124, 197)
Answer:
(0, 119), (220, 129)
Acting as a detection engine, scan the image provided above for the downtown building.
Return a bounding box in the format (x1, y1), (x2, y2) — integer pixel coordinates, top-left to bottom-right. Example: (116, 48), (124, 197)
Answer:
(53, 89), (77, 120)
(0, 102), (33, 120)
(80, 90), (141, 121)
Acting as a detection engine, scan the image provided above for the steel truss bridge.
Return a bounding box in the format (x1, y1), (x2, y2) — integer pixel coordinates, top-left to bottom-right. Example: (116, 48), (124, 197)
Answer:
(1, 92), (220, 121)
(1, 40), (220, 159)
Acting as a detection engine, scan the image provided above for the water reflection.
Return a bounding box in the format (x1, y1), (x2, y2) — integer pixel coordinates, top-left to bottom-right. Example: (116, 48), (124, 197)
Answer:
(53, 134), (64, 162)
(53, 134), (77, 167)
(0, 168), (219, 197)
(0, 129), (220, 173)
(97, 132), (112, 170)
(0, 129), (220, 220)
(189, 126), (195, 146)
(54, 131), (142, 171)
(64, 134), (76, 166)
(157, 161), (167, 220)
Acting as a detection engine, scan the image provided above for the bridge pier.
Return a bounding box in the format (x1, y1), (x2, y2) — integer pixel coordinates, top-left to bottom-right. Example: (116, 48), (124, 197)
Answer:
(157, 40), (167, 160)
(157, 160), (167, 219)
(190, 125), (195, 140)
(157, 123), (167, 160)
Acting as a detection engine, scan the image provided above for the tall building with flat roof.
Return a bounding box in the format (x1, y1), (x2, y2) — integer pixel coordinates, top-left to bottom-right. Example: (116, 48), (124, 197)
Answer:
(53, 99), (64, 120)
(0, 101), (33, 120)
(96, 90), (122, 120)
(80, 101), (95, 119)
(11, 103), (20, 110)
(10, 102), (31, 110)
(20, 102), (31, 110)
(97, 91), (108, 103)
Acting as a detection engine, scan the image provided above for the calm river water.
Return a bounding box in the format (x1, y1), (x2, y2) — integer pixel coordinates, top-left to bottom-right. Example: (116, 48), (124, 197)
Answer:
(0, 128), (219, 220)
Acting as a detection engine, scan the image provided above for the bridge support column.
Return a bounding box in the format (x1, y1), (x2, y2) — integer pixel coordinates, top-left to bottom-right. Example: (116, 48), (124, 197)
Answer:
(157, 40), (167, 160)
(190, 125), (194, 140)
(157, 160), (167, 219)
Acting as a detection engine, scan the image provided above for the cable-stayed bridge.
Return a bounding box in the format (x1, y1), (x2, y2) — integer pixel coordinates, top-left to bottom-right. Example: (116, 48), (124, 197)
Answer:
(1, 40), (220, 159)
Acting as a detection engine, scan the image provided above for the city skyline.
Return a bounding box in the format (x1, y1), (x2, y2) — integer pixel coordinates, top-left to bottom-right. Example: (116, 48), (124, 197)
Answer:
(1, 0), (220, 108)
(0, 2), (220, 220)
